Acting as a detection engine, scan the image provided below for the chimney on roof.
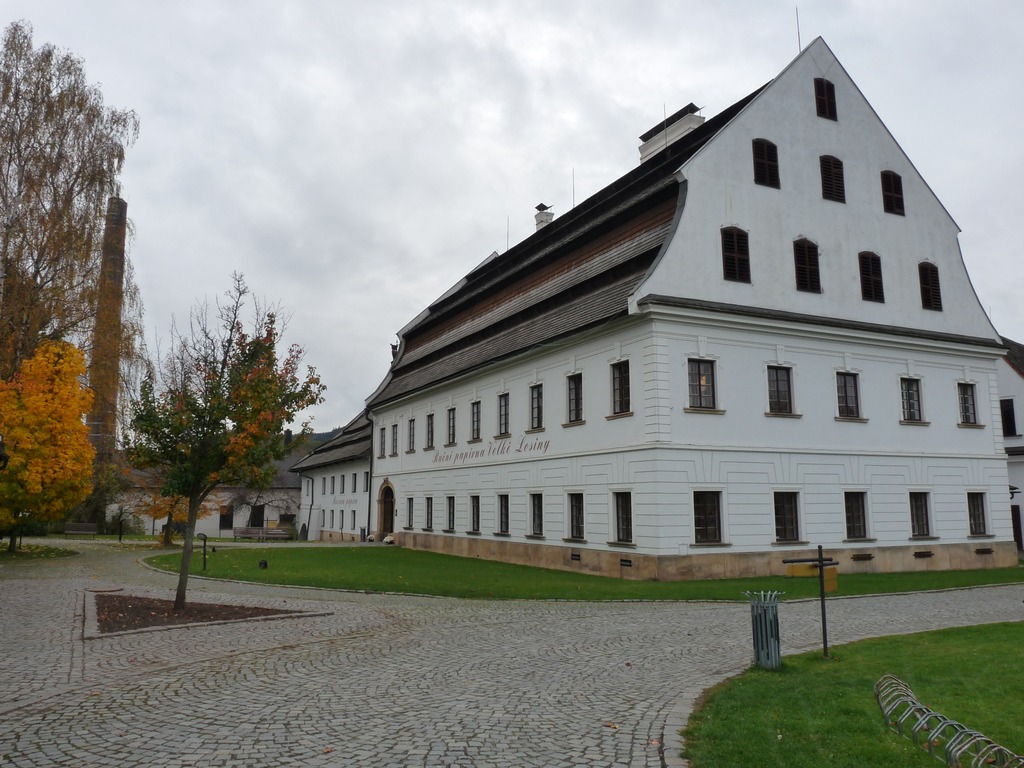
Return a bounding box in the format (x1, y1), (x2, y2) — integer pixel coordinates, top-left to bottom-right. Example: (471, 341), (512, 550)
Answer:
(284, 429), (293, 447)
(534, 203), (554, 231)
(638, 102), (705, 162)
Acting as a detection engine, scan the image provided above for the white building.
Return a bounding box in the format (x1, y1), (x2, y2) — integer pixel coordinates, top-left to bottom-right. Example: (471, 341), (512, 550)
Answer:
(364, 38), (1016, 579)
(290, 412), (373, 541)
(996, 336), (1024, 551)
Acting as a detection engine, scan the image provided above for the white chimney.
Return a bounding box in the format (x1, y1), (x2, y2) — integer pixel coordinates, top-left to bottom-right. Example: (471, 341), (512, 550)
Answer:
(534, 204), (554, 231)
(638, 102), (705, 162)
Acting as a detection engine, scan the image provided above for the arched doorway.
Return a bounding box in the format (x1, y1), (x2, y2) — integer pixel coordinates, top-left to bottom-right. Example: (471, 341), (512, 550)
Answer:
(378, 484), (395, 536)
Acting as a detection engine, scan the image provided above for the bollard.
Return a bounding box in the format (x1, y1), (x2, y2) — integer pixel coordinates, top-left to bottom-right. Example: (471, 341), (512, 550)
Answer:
(744, 590), (783, 669)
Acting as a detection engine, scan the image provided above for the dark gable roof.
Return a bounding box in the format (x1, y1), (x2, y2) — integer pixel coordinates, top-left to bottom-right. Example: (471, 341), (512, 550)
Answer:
(1002, 336), (1024, 377)
(290, 410), (372, 472)
(368, 84), (768, 409)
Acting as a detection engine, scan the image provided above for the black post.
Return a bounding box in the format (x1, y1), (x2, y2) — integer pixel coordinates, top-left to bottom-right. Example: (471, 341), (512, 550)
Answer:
(118, 518), (123, 544)
(197, 532), (208, 571)
(817, 544), (829, 658)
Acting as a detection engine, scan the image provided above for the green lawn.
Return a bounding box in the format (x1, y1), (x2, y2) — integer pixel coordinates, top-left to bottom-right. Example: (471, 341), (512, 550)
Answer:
(145, 545), (1024, 600)
(0, 543), (78, 560)
(683, 622), (1024, 767)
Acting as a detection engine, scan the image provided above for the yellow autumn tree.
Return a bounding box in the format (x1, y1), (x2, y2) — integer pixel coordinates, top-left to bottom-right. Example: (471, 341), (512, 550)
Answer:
(0, 340), (94, 549)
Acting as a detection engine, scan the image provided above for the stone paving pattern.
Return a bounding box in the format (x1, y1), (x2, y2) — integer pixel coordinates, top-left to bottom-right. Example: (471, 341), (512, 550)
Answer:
(0, 541), (1020, 767)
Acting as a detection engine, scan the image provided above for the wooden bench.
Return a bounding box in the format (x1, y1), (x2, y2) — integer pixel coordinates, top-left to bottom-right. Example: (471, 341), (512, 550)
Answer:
(233, 526), (292, 541)
(64, 522), (98, 537)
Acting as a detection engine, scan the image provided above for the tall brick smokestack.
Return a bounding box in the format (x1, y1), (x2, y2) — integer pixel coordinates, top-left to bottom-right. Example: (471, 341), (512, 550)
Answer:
(87, 196), (127, 471)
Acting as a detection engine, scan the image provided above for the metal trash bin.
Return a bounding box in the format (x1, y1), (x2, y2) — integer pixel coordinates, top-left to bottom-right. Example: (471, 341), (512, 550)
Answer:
(359, 527), (366, 542)
(745, 590), (782, 669)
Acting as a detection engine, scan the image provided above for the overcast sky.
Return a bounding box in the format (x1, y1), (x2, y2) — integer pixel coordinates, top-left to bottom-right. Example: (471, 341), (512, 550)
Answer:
(7, 0), (1024, 431)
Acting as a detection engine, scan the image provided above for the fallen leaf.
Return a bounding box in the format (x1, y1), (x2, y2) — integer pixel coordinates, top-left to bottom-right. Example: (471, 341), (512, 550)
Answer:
(604, 722), (619, 729)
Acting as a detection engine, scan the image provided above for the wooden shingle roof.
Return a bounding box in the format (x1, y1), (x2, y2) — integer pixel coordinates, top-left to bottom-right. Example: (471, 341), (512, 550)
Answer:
(368, 85), (767, 409)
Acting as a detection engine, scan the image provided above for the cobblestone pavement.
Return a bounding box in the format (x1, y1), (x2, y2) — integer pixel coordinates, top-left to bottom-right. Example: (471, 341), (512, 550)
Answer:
(0, 541), (1021, 767)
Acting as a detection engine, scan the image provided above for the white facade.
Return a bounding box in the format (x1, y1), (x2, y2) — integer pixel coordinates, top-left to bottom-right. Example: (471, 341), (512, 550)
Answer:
(296, 464), (372, 541)
(366, 39), (1015, 578)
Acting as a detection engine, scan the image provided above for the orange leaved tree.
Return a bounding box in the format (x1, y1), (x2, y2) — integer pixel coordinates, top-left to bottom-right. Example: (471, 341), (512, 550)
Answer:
(0, 340), (95, 550)
(127, 275), (324, 608)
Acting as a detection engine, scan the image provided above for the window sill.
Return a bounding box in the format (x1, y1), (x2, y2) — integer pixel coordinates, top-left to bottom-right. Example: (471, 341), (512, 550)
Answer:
(402, 526), (414, 531)
(492, 531), (511, 538)
(405, 449), (416, 454)
(957, 423), (986, 429)
(525, 427), (545, 434)
(441, 528), (455, 534)
(606, 411), (634, 421)
(606, 540), (636, 549)
(772, 540), (809, 546)
(684, 408), (726, 415)
(899, 420), (931, 427)
(562, 420), (586, 428)
(443, 442), (457, 448)
(562, 537), (587, 544)
(690, 541), (731, 548)
(909, 535), (939, 541)
(765, 412), (802, 419)
(388, 452), (398, 457)
(465, 530), (481, 536)
(423, 446), (435, 452)
(843, 537), (876, 543)
(420, 527), (433, 533)
(525, 534), (545, 541)
(968, 533), (995, 539)
(467, 438), (482, 445)
(493, 433), (511, 440)
(834, 416), (868, 423)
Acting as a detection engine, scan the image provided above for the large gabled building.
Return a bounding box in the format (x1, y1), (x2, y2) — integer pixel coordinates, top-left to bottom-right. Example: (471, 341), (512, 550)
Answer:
(364, 38), (1016, 579)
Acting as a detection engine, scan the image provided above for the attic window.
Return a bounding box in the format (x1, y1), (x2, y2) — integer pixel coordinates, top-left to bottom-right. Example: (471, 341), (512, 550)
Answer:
(721, 227), (750, 283)
(858, 252), (884, 303)
(918, 262), (942, 311)
(752, 139), (780, 188)
(819, 156), (846, 203)
(881, 171), (905, 215)
(814, 78), (837, 120)
(793, 239), (821, 293)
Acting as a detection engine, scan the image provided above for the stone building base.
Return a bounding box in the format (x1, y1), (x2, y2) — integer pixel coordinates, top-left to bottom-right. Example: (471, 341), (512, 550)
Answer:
(393, 531), (1019, 580)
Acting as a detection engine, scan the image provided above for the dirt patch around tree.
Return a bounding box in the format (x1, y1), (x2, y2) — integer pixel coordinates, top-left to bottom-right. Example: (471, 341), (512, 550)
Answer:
(94, 592), (300, 634)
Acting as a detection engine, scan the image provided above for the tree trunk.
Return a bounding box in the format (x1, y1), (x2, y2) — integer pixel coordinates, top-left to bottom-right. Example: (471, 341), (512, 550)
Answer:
(173, 495), (202, 609)
(6, 533), (15, 553)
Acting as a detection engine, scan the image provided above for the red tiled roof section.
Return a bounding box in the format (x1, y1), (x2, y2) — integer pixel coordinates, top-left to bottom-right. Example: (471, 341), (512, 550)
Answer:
(399, 196), (677, 369)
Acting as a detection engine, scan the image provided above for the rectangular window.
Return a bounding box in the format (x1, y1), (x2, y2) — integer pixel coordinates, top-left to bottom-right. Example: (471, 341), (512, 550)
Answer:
(321, 477), (326, 495)
(340, 474), (345, 493)
(407, 418), (415, 451)
(446, 496), (455, 531)
(793, 239), (821, 293)
(530, 384), (544, 429)
(909, 492), (930, 537)
(363, 471), (369, 492)
(614, 492), (633, 544)
(425, 497), (433, 530)
(859, 252), (885, 302)
(378, 426), (386, 458)
(721, 227), (751, 283)
(219, 506), (233, 530)
(425, 413), (434, 449)
(752, 139), (780, 188)
(352, 473), (357, 492)
(406, 498), (414, 529)
(958, 382), (977, 425)
(774, 492), (800, 542)
(1001, 399), (1018, 437)
(390, 423), (398, 456)
(844, 492), (867, 539)
(497, 393), (510, 436)
(814, 77), (837, 120)
(330, 475), (335, 495)
(836, 372), (860, 418)
(767, 366), (792, 414)
(330, 510), (335, 529)
(568, 493), (584, 540)
(693, 491), (722, 544)
(351, 510), (356, 530)
(819, 155), (846, 203)
(498, 494), (509, 534)
(968, 493), (987, 536)
(470, 495), (480, 533)
(611, 361), (631, 414)
(470, 401), (481, 441)
(446, 407), (457, 445)
(687, 359), (716, 410)
(919, 263), (943, 311)
(881, 170), (905, 215)
(567, 373), (584, 423)
(900, 378), (923, 422)
(530, 493), (543, 536)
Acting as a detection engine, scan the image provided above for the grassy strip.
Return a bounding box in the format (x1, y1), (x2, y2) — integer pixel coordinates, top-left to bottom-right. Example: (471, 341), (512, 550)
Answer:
(0, 544), (77, 560)
(683, 622), (1024, 767)
(146, 545), (1024, 600)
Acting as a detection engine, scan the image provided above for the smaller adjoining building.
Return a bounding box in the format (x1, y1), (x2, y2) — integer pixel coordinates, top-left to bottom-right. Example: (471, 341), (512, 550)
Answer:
(290, 411), (373, 541)
(997, 336), (1024, 552)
